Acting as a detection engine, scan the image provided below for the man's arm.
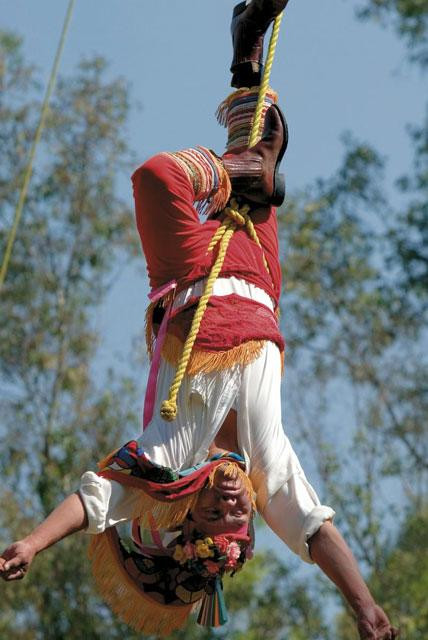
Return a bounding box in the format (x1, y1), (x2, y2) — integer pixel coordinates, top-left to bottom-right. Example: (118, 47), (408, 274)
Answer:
(0, 492), (87, 581)
(309, 521), (398, 640)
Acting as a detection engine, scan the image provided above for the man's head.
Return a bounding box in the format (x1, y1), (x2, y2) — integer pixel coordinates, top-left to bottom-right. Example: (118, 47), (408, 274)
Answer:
(91, 452), (256, 636)
(189, 461), (255, 536)
(170, 462), (255, 581)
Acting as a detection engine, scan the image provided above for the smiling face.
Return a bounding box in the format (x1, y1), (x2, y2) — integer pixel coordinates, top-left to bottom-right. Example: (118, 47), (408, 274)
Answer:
(190, 466), (253, 536)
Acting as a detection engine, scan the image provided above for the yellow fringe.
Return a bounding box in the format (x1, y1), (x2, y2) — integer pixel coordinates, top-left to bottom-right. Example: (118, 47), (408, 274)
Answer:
(161, 333), (266, 376)
(145, 301), (156, 361)
(209, 151), (232, 215)
(96, 448), (122, 472)
(215, 86), (279, 127)
(146, 301), (284, 376)
(89, 529), (194, 637)
(130, 489), (198, 531)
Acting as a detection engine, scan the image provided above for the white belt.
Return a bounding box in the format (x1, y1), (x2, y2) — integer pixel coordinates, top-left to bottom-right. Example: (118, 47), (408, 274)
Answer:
(172, 276), (275, 313)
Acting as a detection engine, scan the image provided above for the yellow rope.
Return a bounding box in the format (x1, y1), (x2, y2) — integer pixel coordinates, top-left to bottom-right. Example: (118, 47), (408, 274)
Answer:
(160, 199), (250, 420)
(0, 0), (75, 292)
(160, 13), (284, 421)
(206, 217), (234, 252)
(248, 12), (284, 148)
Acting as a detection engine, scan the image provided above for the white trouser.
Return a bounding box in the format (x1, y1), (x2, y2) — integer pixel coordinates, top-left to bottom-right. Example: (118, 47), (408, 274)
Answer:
(80, 341), (334, 562)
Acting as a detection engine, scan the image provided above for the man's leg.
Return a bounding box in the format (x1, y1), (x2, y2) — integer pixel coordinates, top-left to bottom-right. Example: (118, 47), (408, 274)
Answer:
(132, 149), (231, 288)
(230, 0), (291, 89)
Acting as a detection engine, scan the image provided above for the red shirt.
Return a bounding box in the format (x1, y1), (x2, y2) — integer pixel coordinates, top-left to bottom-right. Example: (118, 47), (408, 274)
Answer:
(133, 155), (284, 352)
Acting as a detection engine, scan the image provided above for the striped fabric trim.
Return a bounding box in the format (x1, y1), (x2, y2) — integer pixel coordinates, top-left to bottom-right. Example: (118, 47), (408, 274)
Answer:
(216, 87), (278, 151)
(162, 146), (231, 216)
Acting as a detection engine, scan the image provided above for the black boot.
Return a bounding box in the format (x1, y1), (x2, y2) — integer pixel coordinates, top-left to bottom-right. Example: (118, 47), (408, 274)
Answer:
(222, 104), (288, 206)
(231, 0), (290, 88)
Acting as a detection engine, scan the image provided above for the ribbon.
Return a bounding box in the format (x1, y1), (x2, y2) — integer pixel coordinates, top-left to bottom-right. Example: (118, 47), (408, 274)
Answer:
(143, 280), (177, 430)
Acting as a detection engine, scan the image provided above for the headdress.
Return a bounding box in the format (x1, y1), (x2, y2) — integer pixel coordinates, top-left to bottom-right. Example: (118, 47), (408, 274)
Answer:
(89, 442), (255, 637)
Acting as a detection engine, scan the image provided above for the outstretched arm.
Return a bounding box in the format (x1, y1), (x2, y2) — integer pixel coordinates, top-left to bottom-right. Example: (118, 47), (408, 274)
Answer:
(309, 522), (398, 640)
(0, 492), (87, 581)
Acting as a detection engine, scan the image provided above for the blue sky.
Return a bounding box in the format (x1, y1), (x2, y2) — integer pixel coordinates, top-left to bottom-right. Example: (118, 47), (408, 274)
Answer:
(2, 0), (426, 561)
(5, 0), (424, 365)
(3, 1), (424, 177)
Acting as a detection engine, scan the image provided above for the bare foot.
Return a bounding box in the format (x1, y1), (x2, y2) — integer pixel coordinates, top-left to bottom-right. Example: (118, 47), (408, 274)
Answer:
(0, 540), (36, 581)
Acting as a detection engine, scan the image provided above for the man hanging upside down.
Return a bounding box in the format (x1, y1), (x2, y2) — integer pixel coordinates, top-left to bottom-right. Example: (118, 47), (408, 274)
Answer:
(0, 2), (398, 638)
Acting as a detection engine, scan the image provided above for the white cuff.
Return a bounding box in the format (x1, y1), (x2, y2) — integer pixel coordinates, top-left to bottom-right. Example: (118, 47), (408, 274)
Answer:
(260, 471), (335, 563)
(79, 471), (112, 534)
(79, 471), (142, 535)
(299, 506), (336, 563)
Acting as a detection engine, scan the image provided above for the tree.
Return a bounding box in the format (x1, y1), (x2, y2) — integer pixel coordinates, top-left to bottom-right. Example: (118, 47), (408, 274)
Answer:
(276, 0), (427, 635)
(0, 32), (144, 639)
(356, 0), (428, 66)
(393, 112), (428, 300)
(336, 509), (428, 639)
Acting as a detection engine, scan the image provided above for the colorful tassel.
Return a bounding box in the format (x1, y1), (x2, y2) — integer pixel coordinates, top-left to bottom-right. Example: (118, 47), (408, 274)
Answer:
(216, 87), (279, 152)
(161, 146), (231, 217)
(197, 577), (228, 627)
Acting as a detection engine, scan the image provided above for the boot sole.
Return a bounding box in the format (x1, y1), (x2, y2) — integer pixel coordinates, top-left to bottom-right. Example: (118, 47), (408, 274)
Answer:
(232, 1), (248, 20)
(270, 104), (288, 206)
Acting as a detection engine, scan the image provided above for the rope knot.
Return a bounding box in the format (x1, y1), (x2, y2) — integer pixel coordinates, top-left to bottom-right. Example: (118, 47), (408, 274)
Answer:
(224, 198), (251, 227)
(225, 207), (246, 226)
(160, 399), (177, 422)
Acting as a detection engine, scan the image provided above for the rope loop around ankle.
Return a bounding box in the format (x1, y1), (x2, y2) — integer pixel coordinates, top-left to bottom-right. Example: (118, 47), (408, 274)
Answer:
(248, 12), (284, 147)
(224, 200), (249, 226)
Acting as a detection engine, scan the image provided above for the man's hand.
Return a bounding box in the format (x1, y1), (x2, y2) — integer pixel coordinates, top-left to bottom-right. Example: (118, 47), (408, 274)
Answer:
(309, 523), (399, 640)
(0, 539), (35, 581)
(357, 603), (399, 640)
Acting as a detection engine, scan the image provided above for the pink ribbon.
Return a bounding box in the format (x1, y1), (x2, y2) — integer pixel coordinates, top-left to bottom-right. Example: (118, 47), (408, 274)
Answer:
(143, 280), (177, 430)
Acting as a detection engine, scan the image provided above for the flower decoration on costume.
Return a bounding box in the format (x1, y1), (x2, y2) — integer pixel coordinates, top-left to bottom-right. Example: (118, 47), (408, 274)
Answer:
(195, 539), (215, 559)
(183, 540), (196, 560)
(173, 544), (187, 564)
(213, 535), (229, 554)
(204, 559), (221, 575)
(225, 541), (241, 568)
(171, 530), (248, 577)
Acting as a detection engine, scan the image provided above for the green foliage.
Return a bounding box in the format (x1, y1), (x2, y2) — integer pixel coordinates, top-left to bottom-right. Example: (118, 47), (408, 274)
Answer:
(0, 30), (143, 638)
(277, 3), (427, 636)
(279, 128), (427, 600)
(1, 0), (427, 633)
(336, 508), (428, 638)
(356, 0), (428, 66)
(393, 111), (428, 298)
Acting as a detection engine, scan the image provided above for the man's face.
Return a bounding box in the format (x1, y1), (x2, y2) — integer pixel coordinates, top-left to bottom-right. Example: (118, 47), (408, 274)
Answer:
(190, 467), (252, 535)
